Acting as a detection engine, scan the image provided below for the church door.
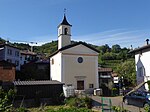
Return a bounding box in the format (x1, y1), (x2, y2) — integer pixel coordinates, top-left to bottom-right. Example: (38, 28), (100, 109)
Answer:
(77, 80), (84, 90)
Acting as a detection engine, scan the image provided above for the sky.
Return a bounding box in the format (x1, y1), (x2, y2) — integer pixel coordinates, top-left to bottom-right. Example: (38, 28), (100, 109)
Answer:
(0, 0), (150, 48)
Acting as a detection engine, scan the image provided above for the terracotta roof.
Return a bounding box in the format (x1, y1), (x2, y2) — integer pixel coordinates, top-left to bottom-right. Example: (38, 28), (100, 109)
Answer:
(13, 80), (64, 86)
(49, 42), (99, 57)
(129, 44), (150, 53)
(0, 60), (16, 67)
(58, 14), (72, 27)
(21, 51), (37, 55)
(98, 67), (112, 72)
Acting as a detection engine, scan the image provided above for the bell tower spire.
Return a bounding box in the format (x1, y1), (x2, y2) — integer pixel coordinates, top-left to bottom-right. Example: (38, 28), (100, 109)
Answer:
(58, 9), (72, 49)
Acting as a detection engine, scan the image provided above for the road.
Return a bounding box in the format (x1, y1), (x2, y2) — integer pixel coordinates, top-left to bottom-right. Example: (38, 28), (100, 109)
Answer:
(91, 96), (144, 112)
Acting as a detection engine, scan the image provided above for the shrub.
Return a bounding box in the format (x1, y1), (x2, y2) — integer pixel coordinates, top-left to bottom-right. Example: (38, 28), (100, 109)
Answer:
(147, 81), (150, 91)
(0, 89), (15, 112)
(65, 96), (92, 109)
(111, 88), (118, 96)
(47, 107), (93, 112)
(144, 104), (150, 112)
(112, 106), (128, 112)
(15, 107), (29, 112)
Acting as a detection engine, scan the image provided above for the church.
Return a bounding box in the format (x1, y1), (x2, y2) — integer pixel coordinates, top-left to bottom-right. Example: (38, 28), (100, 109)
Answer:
(50, 14), (99, 90)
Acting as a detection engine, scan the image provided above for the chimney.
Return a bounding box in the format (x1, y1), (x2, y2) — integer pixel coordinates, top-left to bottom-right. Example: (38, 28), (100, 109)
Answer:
(146, 39), (149, 45)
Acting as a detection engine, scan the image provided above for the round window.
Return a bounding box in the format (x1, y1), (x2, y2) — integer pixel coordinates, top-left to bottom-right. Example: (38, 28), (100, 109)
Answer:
(78, 57), (83, 63)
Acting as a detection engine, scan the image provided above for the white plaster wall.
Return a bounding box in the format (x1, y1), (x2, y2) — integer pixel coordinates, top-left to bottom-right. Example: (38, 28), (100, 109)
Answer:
(58, 36), (71, 49)
(58, 25), (71, 36)
(20, 55), (25, 65)
(135, 48), (150, 90)
(95, 56), (99, 88)
(20, 54), (31, 65)
(62, 54), (98, 90)
(63, 44), (98, 55)
(50, 52), (62, 82)
(58, 25), (71, 49)
(5, 46), (20, 70)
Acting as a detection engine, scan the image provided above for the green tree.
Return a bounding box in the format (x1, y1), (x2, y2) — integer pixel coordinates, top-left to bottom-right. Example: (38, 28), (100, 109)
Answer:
(101, 52), (117, 60)
(97, 44), (111, 54)
(116, 60), (136, 87)
(112, 44), (121, 53)
(0, 37), (6, 44)
(0, 89), (15, 112)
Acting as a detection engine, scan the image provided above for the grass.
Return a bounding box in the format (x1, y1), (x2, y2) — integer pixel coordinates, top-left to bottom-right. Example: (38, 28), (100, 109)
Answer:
(28, 105), (96, 112)
(28, 105), (64, 112)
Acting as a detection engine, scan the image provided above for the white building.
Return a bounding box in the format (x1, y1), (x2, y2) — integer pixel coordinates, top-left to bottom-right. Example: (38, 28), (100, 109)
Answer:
(20, 51), (37, 65)
(130, 41), (150, 90)
(50, 14), (99, 90)
(0, 44), (20, 70)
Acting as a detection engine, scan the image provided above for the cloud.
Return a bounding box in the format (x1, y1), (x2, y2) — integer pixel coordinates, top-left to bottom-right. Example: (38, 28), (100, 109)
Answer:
(73, 29), (150, 48)
(26, 34), (57, 46)
(7, 34), (57, 46)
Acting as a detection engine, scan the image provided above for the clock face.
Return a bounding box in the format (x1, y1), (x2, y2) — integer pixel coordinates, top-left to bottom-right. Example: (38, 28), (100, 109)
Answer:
(78, 57), (83, 63)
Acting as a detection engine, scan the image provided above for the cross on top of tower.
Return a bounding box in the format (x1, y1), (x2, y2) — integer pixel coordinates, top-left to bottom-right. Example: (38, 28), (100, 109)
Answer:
(64, 8), (66, 15)
(58, 9), (72, 27)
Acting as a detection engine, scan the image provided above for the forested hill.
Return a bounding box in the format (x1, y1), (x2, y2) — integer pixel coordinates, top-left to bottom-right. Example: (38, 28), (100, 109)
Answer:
(0, 37), (6, 44)
(34, 40), (99, 56)
(0, 38), (134, 70)
(33, 40), (134, 71)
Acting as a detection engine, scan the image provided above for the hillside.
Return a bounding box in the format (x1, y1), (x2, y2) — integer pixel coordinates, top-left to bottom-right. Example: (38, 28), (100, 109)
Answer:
(0, 37), (6, 44)
(0, 38), (134, 71)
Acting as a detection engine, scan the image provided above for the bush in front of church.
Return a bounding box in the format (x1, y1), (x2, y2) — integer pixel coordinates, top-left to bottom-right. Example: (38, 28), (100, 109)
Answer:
(65, 96), (92, 109)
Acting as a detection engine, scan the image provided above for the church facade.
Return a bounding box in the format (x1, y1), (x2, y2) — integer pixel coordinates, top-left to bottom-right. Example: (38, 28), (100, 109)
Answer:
(50, 14), (99, 90)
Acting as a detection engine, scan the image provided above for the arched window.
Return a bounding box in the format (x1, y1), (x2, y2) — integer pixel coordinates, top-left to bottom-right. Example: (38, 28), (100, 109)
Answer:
(64, 28), (68, 35)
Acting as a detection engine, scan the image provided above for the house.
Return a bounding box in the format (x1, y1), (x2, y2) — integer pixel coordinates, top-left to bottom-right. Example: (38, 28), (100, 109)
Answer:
(0, 60), (16, 82)
(50, 14), (99, 90)
(0, 44), (20, 70)
(129, 40), (150, 90)
(20, 60), (50, 80)
(20, 50), (37, 65)
(98, 67), (113, 96)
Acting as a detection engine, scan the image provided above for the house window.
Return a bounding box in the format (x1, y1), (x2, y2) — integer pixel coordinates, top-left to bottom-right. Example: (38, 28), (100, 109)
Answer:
(24, 61), (26, 64)
(15, 51), (19, 57)
(89, 84), (94, 88)
(7, 49), (12, 55)
(25, 56), (27, 60)
(77, 57), (83, 63)
(138, 67), (143, 77)
(7, 59), (12, 63)
(15, 60), (19, 66)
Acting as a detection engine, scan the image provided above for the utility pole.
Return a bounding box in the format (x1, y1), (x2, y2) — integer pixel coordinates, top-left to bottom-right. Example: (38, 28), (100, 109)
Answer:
(29, 42), (37, 52)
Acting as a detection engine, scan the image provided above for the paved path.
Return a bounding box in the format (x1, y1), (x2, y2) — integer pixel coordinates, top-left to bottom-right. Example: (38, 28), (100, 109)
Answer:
(91, 96), (144, 112)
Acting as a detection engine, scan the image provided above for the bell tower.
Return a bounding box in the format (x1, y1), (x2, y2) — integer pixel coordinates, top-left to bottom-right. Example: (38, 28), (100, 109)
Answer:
(58, 10), (72, 49)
